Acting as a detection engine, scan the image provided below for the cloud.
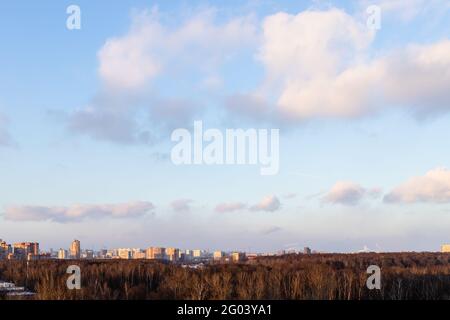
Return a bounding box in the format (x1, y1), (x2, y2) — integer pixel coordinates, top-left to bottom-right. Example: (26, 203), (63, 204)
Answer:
(149, 98), (203, 132)
(4, 201), (155, 223)
(0, 113), (13, 147)
(225, 93), (275, 123)
(216, 196), (282, 213)
(367, 0), (447, 21)
(232, 8), (450, 121)
(251, 195), (281, 212)
(261, 226), (282, 235)
(98, 10), (162, 91)
(324, 181), (381, 205)
(68, 106), (150, 144)
(69, 8), (257, 144)
(257, 9), (373, 119)
(384, 168), (450, 203)
(70, 6), (450, 144)
(170, 199), (193, 212)
(260, 9), (372, 84)
(215, 202), (247, 213)
(98, 8), (256, 91)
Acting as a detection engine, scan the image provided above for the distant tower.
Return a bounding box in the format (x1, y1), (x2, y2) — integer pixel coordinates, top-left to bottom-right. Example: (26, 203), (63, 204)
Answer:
(58, 249), (68, 259)
(70, 240), (81, 259)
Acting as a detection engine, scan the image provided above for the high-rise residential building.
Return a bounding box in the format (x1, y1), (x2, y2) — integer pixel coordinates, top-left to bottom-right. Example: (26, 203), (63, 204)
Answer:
(181, 250), (193, 261)
(166, 248), (180, 262)
(70, 240), (81, 259)
(58, 249), (68, 259)
(0, 240), (12, 259)
(13, 242), (39, 259)
(146, 247), (166, 260)
(85, 249), (94, 259)
(213, 251), (225, 260)
(106, 250), (115, 259)
(98, 249), (108, 259)
(192, 249), (202, 258)
(32, 242), (39, 255)
(117, 248), (132, 259)
(132, 249), (146, 259)
(231, 252), (246, 262)
(441, 244), (450, 253)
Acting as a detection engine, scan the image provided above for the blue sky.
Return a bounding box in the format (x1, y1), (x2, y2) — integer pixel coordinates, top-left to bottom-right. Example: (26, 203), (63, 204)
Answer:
(0, 0), (450, 253)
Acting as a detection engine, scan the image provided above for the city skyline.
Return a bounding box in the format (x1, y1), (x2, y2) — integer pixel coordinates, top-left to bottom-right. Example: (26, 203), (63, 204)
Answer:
(1, 237), (309, 255)
(1, 236), (449, 256)
(0, 237), (272, 263)
(1, 1), (450, 253)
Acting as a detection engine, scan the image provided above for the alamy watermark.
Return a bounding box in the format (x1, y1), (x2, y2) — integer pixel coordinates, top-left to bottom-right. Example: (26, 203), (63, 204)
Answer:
(171, 121), (280, 175)
(366, 5), (381, 31)
(66, 5), (81, 30)
(66, 265), (81, 290)
(366, 265), (381, 290)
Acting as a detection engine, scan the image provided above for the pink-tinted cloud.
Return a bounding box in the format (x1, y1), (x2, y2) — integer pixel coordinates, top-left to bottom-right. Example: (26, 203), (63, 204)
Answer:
(251, 195), (281, 212)
(215, 202), (247, 213)
(4, 201), (155, 223)
(324, 181), (381, 205)
(384, 168), (450, 203)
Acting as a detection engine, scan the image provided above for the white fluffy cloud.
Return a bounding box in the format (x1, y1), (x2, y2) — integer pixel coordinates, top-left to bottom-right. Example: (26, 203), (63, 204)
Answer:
(98, 8), (256, 91)
(384, 168), (450, 203)
(98, 13), (162, 90)
(4, 201), (155, 223)
(70, 8), (256, 144)
(260, 9), (372, 84)
(324, 181), (381, 205)
(255, 8), (450, 120)
(71, 6), (450, 144)
(251, 195), (281, 212)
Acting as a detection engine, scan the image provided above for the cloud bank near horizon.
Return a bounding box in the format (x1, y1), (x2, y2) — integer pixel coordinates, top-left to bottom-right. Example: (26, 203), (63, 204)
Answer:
(4, 201), (155, 223)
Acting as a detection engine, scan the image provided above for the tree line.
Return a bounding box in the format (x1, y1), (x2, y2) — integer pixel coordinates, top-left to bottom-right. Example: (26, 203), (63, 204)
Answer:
(1, 252), (450, 300)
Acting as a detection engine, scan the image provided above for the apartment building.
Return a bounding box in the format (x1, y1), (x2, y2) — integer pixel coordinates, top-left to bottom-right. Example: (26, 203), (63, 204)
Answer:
(146, 247), (166, 260)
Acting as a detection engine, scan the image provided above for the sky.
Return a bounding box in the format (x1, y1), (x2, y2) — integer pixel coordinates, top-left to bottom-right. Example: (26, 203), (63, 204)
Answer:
(0, 0), (450, 253)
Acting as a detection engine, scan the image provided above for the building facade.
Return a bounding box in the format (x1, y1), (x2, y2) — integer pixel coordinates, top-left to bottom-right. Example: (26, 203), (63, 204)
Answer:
(0, 240), (12, 259)
(58, 249), (68, 259)
(192, 250), (203, 258)
(146, 247), (166, 260)
(166, 248), (180, 262)
(70, 240), (81, 259)
(213, 251), (225, 260)
(117, 248), (132, 259)
(231, 252), (246, 262)
(13, 242), (39, 259)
